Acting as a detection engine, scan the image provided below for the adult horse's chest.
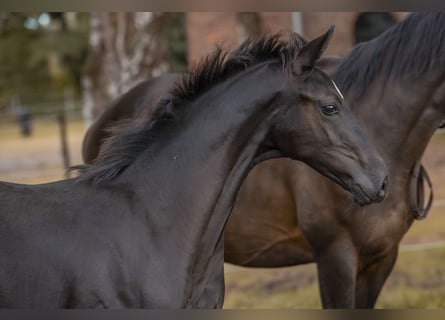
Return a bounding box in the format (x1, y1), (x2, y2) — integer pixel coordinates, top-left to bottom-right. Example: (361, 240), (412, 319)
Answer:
(351, 198), (411, 261)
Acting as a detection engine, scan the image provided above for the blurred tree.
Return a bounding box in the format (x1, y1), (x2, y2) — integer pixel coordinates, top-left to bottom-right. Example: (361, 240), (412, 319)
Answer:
(82, 12), (179, 126)
(236, 13), (264, 42)
(0, 12), (186, 122)
(0, 12), (88, 107)
(165, 13), (187, 72)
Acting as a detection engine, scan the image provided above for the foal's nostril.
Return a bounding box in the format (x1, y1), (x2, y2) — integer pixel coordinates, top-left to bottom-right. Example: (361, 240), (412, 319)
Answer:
(378, 176), (389, 200)
(382, 176), (389, 191)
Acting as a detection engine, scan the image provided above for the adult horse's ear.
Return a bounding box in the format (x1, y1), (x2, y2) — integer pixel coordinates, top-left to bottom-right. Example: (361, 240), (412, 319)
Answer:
(293, 26), (335, 74)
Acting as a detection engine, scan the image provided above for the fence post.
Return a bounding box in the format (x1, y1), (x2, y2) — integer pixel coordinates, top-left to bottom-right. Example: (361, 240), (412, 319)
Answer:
(57, 111), (71, 178)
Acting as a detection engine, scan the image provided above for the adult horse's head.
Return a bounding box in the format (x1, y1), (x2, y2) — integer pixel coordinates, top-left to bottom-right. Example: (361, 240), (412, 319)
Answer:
(270, 27), (388, 205)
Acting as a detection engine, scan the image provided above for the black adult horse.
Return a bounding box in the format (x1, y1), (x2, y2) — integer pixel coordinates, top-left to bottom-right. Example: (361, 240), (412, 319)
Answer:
(82, 13), (445, 308)
(0, 29), (388, 308)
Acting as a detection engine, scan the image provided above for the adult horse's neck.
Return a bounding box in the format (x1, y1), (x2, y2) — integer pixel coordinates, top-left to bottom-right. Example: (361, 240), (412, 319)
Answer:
(335, 13), (445, 173)
(117, 63), (284, 306)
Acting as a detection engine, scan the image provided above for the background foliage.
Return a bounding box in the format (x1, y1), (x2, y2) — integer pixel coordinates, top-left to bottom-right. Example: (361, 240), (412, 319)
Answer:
(0, 12), (186, 109)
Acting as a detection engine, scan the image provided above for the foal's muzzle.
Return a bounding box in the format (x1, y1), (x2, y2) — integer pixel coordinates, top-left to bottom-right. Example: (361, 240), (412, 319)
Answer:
(353, 174), (389, 206)
(377, 176), (389, 201)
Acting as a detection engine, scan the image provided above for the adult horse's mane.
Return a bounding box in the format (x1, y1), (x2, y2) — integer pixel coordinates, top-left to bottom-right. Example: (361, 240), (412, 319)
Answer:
(75, 32), (306, 184)
(335, 12), (445, 99)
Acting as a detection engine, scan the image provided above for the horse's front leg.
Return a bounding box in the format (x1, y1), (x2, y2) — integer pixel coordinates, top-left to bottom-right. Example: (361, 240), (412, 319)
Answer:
(355, 247), (399, 308)
(196, 263), (225, 308)
(315, 237), (358, 308)
(196, 237), (225, 308)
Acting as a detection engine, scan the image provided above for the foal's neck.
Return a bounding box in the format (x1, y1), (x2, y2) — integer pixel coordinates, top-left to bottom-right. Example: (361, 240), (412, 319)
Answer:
(119, 63), (285, 305)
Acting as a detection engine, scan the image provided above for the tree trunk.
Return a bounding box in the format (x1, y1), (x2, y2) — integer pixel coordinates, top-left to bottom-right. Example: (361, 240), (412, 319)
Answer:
(235, 13), (264, 42)
(81, 12), (168, 126)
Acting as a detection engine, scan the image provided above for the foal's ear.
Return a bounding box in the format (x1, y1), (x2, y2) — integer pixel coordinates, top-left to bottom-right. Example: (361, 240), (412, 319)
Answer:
(293, 26), (335, 74)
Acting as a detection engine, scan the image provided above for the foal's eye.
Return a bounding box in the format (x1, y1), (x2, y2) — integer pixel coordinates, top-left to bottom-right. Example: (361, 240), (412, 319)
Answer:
(321, 104), (338, 116)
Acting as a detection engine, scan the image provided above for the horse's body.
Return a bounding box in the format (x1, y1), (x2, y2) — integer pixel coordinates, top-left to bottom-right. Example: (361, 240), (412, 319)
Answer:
(0, 30), (388, 308)
(82, 13), (445, 308)
(226, 12), (445, 308)
(0, 179), (146, 307)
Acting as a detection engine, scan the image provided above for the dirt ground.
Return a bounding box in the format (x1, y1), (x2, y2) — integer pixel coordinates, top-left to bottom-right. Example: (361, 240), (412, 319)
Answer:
(0, 118), (85, 183)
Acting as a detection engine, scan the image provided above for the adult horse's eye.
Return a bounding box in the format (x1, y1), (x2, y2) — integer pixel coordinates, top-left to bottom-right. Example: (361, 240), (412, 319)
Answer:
(321, 104), (338, 116)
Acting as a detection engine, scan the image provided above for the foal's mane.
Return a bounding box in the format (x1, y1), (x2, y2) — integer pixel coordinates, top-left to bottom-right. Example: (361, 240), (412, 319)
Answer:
(335, 12), (445, 99)
(76, 32), (306, 184)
